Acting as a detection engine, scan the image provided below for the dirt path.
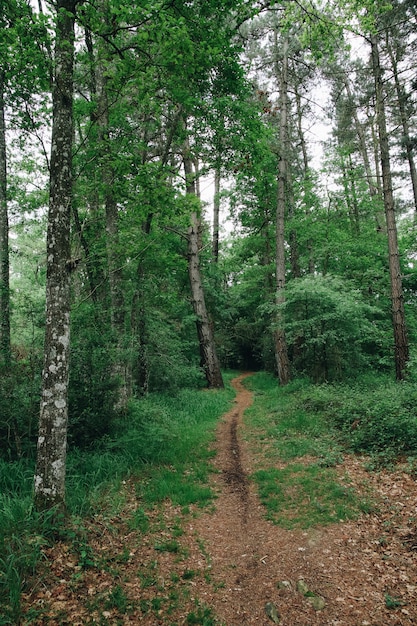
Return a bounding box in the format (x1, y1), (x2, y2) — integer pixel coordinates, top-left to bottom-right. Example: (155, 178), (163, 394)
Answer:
(183, 372), (328, 625)
(181, 373), (417, 625)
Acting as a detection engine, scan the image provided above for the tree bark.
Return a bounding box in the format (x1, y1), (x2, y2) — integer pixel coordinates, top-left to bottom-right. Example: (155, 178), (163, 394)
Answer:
(95, 4), (129, 408)
(0, 71), (11, 367)
(212, 166), (220, 262)
(34, 0), (76, 513)
(371, 34), (409, 380)
(274, 33), (290, 385)
(184, 145), (223, 389)
(385, 33), (417, 212)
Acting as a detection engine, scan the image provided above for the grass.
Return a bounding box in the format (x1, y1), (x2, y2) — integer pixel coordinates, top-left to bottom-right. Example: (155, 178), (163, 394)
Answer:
(254, 463), (369, 528)
(245, 372), (374, 529)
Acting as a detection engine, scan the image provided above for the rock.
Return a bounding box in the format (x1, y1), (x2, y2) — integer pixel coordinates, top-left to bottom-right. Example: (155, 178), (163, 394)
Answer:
(277, 580), (292, 590)
(265, 601), (281, 624)
(296, 579), (310, 595)
(308, 595), (326, 611)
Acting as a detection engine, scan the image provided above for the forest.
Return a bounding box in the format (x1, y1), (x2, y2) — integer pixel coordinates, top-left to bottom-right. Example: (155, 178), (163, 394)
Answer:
(1, 0), (417, 623)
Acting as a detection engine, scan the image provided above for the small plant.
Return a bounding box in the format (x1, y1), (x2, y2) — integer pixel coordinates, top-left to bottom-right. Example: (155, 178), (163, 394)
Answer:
(105, 585), (129, 614)
(138, 561), (158, 589)
(154, 539), (181, 553)
(186, 603), (217, 625)
(384, 593), (404, 609)
(128, 507), (149, 533)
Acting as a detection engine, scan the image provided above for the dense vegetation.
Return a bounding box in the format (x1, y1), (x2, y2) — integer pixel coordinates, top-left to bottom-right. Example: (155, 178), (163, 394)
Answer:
(1, 0), (417, 621)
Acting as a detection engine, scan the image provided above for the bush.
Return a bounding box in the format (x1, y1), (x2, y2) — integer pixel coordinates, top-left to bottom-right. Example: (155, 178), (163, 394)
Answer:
(330, 382), (417, 457)
(282, 274), (390, 382)
(0, 362), (40, 461)
(68, 304), (118, 449)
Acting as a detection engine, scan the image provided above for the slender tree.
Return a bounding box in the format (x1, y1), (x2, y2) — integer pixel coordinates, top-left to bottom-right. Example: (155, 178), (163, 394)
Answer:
(384, 31), (417, 212)
(0, 71), (10, 367)
(370, 32), (409, 379)
(34, 0), (77, 513)
(184, 136), (224, 389)
(273, 32), (291, 385)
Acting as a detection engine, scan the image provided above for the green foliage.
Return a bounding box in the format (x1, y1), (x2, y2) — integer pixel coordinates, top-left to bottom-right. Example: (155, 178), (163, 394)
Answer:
(187, 603), (218, 625)
(104, 585), (130, 614)
(68, 303), (118, 449)
(0, 363), (40, 460)
(110, 384), (234, 466)
(252, 371), (417, 465)
(245, 372), (376, 528)
(282, 274), (389, 381)
(384, 593), (404, 609)
(0, 464), (53, 624)
(327, 380), (417, 460)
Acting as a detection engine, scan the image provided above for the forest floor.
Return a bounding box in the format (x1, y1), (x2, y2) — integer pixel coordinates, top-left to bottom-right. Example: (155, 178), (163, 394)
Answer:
(24, 373), (417, 625)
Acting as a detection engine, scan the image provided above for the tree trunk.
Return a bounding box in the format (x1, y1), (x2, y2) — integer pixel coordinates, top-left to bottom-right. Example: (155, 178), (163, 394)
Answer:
(34, 0), (76, 513)
(0, 71), (11, 367)
(371, 34), (409, 380)
(95, 6), (129, 408)
(273, 33), (290, 385)
(188, 211), (224, 388)
(184, 145), (223, 389)
(344, 78), (380, 200)
(212, 166), (220, 262)
(385, 33), (417, 212)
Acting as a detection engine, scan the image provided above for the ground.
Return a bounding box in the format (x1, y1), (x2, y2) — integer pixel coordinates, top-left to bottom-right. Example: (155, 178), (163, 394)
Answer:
(24, 374), (417, 625)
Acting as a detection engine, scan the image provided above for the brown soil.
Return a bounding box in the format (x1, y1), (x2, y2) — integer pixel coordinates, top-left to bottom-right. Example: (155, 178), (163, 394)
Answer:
(24, 373), (417, 625)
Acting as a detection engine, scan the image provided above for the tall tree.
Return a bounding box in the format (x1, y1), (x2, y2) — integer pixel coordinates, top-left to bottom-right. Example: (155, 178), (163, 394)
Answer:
(370, 32), (409, 379)
(0, 71), (10, 367)
(384, 30), (417, 212)
(34, 0), (77, 512)
(273, 32), (291, 385)
(184, 136), (224, 389)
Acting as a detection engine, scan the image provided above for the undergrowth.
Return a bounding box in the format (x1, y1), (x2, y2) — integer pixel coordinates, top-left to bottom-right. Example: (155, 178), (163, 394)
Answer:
(0, 372), (236, 624)
(245, 371), (416, 528)
(3, 369), (416, 621)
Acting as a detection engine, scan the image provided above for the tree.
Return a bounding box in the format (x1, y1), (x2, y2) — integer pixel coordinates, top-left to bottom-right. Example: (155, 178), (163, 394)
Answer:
(273, 32), (291, 385)
(384, 26), (417, 212)
(370, 31), (409, 380)
(184, 137), (224, 389)
(0, 70), (10, 367)
(34, 0), (77, 513)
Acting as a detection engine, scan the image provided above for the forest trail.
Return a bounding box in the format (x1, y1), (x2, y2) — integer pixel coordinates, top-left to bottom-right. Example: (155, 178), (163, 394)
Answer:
(179, 373), (417, 625)
(179, 373), (334, 625)
(25, 374), (417, 625)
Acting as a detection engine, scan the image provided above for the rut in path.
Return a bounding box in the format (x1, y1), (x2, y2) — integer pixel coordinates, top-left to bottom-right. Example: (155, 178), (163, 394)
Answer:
(221, 405), (250, 523)
(188, 372), (280, 624)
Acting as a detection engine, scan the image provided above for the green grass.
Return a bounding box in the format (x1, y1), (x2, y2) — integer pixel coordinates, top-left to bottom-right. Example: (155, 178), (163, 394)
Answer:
(245, 372), (373, 528)
(254, 463), (370, 528)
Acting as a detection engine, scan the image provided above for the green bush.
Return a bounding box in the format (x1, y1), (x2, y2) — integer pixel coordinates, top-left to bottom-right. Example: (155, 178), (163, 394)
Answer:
(0, 363), (40, 461)
(68, 304), (118, 449)
(283, 274), (389, 382)
(330, 382), (417, 457)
